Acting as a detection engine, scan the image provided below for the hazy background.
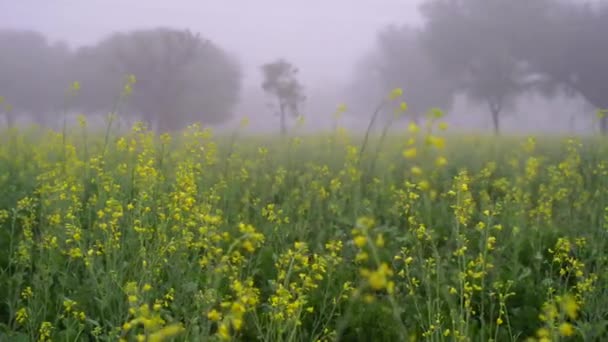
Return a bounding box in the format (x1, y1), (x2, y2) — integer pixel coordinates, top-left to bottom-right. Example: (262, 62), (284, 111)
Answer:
(1, 0), (423, 85)
(0, 0), (603, 134)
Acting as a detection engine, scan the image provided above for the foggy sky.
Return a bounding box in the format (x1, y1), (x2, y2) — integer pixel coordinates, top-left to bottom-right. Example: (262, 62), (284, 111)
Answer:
(3, 1), (594, 134)
(1, 0), (423, 85)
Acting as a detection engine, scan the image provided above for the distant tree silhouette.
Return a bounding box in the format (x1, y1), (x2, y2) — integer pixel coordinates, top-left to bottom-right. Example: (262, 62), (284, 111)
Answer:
(420, 0), (539, 134)
(260, 59), (305, 135)
(0, 29), (70, 127)
(71, 28), (242, 132)
(353, 24), (458, 124)
(514, 1), (608, 134)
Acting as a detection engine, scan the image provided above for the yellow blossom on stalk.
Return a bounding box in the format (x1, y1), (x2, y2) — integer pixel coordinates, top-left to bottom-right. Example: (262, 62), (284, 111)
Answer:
(123, 83), (133, 97)
(21, 286), (33, 300)
(353, 235), (367, 248)
(403, 147), (417, 159)
(294, 241), (306, 250)
(399, 102), (408, 112)
(147, 324), (185, 342)
(361, 263), (394, 292)
(375, 234), (385, 247)
(536, 327), (550, 340)
(240, 116), (250, 127)
(0, 209), (9, 223)
(218, 323), (231, 340)
(70, 81), (81, 93)
(77, 114), (87, 127)
(207, 309), (222, 321)
(389, 87), (403, 100)
(160, 132), (171, 145)
(356, 217), (376, 230)
(63, 299), (77, 313)
(408, 122), (420, 134)
(523, 136), (536, 153)
(127, 74), (137, 84)
(335, 103), (348, 119)
(539, 302), (558, 322)
(558, 322), (574, 337)
(411, 166), (423, 176)
(238, 223), (265, 253)
(438, 121), (448, 130)
(429, 107), (444, 119)
(486, 236), (497, 250)
(38, 321), (53, 342)
(15, 307), (28, 324)
(355, 251), (369, 262)
(561, 294), (579, 320)
(427, 136), (446, 149)
(418, 180), (430, 191)
(436, 156), (448, 168)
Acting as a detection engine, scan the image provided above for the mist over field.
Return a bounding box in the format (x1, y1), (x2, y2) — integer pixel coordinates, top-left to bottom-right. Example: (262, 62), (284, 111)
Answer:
(3, 2), (608, 342)
(1, 0), (606, 134)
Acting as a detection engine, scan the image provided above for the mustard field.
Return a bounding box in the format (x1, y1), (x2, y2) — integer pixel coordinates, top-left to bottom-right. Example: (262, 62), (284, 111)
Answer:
(1, 116), (607, 341)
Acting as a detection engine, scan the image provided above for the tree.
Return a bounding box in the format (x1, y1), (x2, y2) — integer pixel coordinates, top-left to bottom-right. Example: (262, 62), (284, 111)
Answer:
(0, 29), (70, 127)
(352, 24), (458, 124)
(420, 0), (539, 134)
(71, 27), (242, 132)
(515, 1), (608, 134)
(260, 59), (305, 135)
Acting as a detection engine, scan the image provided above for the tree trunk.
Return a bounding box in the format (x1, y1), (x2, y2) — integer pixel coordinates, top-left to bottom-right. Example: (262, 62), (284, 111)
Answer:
(569, 113), (576, 134)
(489, 101), (502, 136)
(279, 103), (287, 136)
(491, 110), (500, 135)
(4, 112), (16, 129)
(576, 90), (607, 136)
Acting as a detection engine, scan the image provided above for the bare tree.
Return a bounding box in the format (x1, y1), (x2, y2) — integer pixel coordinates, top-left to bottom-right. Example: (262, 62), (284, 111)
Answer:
(260, 59), (305, 135)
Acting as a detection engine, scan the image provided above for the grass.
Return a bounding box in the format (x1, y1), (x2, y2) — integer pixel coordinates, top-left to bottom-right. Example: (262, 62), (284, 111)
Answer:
(1, 113), (608, 342)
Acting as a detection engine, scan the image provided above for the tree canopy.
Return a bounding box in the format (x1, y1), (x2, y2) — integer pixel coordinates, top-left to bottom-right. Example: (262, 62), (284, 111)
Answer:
(0, 27), (242, 131)
(71, 28), (242, 132)
(357, 0), (608, 134)
(0, 30), (70, 126)
(260, 59), (306, 135)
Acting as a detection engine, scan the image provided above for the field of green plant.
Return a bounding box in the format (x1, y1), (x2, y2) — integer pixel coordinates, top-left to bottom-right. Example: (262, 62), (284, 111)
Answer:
(1, 109), (608, 341)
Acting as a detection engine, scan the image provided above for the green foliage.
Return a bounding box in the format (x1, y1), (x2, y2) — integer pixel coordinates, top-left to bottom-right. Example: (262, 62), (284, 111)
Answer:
(1, 116), (608, 341)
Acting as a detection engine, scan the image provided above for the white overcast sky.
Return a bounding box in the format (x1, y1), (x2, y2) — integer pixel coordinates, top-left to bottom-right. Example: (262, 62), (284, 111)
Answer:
(0, 0), (423, 85)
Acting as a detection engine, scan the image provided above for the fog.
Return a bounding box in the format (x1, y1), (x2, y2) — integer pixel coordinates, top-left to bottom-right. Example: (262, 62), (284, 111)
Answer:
(1, 0), (423, 84)
(1, 0), (607, 134)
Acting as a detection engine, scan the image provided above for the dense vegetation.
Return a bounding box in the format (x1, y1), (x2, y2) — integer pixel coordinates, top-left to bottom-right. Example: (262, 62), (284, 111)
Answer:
(1, 101), (608, 341)
(2, 1), (608, 341)
(2, 0), (608, 135)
